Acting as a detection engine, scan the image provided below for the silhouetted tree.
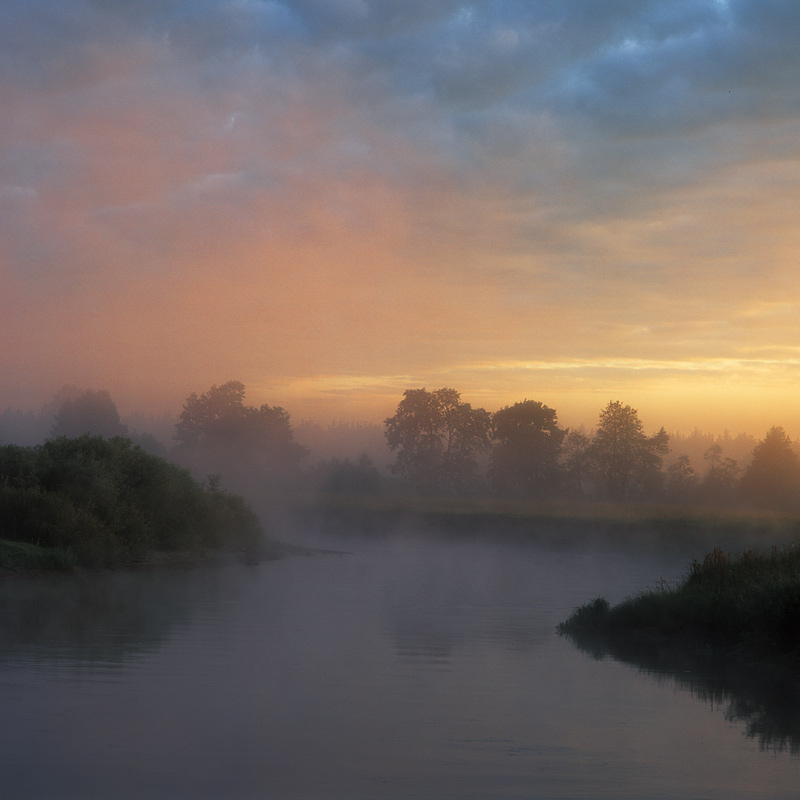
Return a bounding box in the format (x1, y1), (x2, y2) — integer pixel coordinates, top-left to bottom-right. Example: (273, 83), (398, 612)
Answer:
(666, 454), (698, 503)
(175, 381), (306, 495)
(489, 400), (565, 497)
(560, 428), (592, 497)
(589, 401), (669, 501)
(740, 427), (800, 510)
(315, 454), (381, 494)
(699, 444), (740, 505)
(51, 389), (128, 440)
(384, 388), (491, 494)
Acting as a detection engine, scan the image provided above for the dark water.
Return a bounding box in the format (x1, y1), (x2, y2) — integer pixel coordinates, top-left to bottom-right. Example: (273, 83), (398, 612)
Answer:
(1, 527), (799, 799)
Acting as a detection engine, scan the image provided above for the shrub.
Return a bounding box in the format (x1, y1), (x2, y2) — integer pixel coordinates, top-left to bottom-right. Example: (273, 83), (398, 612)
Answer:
(0, 436), (264, 567)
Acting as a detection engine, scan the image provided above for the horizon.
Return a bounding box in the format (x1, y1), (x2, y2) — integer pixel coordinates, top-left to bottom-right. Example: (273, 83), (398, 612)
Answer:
(1, 380), (793, 444)
(4, 2), (800, 440)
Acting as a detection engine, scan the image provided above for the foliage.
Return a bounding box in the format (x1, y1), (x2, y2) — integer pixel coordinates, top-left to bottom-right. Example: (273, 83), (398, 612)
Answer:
(699, 444), (740, 505)
(174, 381), (307, 494)
(665, 454), (698, 502)
(589, 401), (669, 500)
(740, 427), (800, 510)
(314, 454), (382, 494)
(0, 435), (263, 567)
(51, 389), (128, 439)
(489, 400), (565, 497)
(560, 428), (592, 497)
(384, 388), (491, 494)
(0, 539), (77, 571)
(558, 543), (800, 663)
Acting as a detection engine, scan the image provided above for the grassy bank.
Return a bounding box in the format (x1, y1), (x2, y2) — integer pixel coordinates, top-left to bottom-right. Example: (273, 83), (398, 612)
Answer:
(0, 539), (77, 572)
(0, 435), (266, 571)
(301, 492), (800, 552)
(558, 543), (800, 665)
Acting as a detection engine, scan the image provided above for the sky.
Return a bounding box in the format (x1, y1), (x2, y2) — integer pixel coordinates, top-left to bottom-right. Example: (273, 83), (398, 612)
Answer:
(3, 0), (800, 435)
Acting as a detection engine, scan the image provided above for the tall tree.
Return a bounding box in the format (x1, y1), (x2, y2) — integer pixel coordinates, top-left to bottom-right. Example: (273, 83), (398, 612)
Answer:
(665, 454), (698, 503)
(740, 426), (800, 510)
(560, 428), (592, 497)
(384, 388), (491, 494)
(589, 401), (669, 500)
(699, 444), (740, 505)
(51, 389), (128, 440)
(175, 381), (306, 495)
(489, 400), (565, 497)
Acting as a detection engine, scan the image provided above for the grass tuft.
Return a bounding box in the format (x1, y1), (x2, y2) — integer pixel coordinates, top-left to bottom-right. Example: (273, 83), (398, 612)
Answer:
(558, 542), (800, 664)
(0, 539), (77, 572)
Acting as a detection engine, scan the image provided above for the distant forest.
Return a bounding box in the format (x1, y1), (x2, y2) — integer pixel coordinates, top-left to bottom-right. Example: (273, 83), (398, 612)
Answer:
(2, 381), (799, 512)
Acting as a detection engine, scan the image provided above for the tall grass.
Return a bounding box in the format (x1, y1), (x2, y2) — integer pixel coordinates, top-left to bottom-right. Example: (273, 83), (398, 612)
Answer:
(558, 543), (800, 663)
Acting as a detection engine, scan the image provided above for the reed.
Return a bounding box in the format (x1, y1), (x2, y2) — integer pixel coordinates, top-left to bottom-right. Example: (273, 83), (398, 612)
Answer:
(558, 543), (800, 663)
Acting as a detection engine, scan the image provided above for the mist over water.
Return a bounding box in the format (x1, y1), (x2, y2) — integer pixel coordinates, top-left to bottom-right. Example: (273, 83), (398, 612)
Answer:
(2, 524), (799, 799)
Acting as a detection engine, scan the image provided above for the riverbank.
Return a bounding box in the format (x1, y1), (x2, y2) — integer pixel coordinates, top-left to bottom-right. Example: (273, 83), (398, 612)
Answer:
(558, 543), (800, 668)
(300, 493), (800, 553)
(0, 536), (293, 577)
(0, 435), (266, 570)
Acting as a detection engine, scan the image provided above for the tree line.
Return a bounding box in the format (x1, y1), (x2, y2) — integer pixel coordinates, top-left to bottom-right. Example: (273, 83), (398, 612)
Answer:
(2, 382), (800, 511)
(384, 388), (800, 510)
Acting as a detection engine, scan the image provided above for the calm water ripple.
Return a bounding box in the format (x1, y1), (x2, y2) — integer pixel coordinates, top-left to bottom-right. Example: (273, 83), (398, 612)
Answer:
(1, 528), (798, 798)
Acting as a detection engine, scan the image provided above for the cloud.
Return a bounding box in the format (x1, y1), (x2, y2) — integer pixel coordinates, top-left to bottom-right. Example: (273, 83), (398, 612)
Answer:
(2, 1), (800, 431)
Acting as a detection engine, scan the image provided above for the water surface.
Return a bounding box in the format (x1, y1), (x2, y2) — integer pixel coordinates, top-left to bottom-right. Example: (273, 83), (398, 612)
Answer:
(1, 527), (798, 798)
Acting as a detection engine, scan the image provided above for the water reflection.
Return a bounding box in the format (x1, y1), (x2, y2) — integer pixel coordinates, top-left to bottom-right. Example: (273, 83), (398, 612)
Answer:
(2, 534), (799, 798)
(0, 565), (252, 669)
(564, 630), (800, 754)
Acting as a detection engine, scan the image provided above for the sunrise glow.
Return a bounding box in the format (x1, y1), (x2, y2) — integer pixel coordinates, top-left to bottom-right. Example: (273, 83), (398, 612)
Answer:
(3, 2), (800, 437)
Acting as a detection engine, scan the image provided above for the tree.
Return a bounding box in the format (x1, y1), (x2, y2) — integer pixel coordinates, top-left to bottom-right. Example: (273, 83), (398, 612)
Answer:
(489, 400), (565, 497)
(740, 426), (800, 510)
(175, 381), (306, 495)
(560, 428), (592, 497)
(589, 401), (669, 501)
(665, 454), (698, 503)
(315, 454), (381, 494)
(51, 389), (128, 440)
(699, 444), (740, 505)
(384, 388), (491, 494)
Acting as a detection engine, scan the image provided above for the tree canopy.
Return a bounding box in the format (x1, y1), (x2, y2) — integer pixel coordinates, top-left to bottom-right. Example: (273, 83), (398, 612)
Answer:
(384, 387), (491, 494)
(590, 401), (669, 500)
(51, 389), (128, 440)
(0, 435), (262, 566)
(740, 426), (800, 510)
(489, 400), (565, 497)
(175, 381), (306, 494)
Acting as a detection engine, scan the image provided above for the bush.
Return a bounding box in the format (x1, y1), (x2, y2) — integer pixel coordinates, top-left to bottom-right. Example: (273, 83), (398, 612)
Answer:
(559, 543), (800, 662)
(0, 435), (264, 567)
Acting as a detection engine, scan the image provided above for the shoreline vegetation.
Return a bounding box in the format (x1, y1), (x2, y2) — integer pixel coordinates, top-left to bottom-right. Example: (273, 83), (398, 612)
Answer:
(557, 543), (800, 670)
(4, 457), (800, 574)
(301, 492), (800, 550)
(0, 435), (274, 574)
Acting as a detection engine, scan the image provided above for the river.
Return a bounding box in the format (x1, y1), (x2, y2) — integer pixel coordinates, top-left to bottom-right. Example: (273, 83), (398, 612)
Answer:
(1, 523), (798, 799)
